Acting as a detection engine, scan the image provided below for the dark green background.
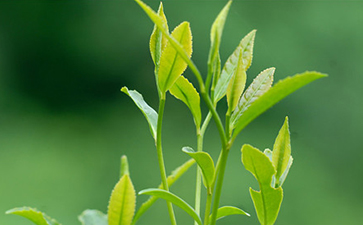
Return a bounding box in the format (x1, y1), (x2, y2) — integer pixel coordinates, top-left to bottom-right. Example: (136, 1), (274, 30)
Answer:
(1, 0), (362, 224)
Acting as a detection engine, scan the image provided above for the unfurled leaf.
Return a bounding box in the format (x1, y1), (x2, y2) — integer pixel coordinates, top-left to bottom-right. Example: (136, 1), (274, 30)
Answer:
(170, 76), (201, 127)
(231, 67), (275, 128)
(149, 2), (168, 68)
(139, 188), (202, 225)
(232, 72), (327, 140)
(211, 52), (221, 92)
(209, 206), (250, 221)
(226, 49), (247, 113)
(208, 0), (232, 65)
(182, 147), (215, 190)
(6, 207), (60, 225)
(132, 159), (195, 225)
(158, 22), (192, 93)
(108, 172), (136, 225)
(213, 30), (256, 103)
(272, 117), (292, 187)
(78, 210), (107, 225)
(242, 144), (283, 225)
(121, 87), (158, 141)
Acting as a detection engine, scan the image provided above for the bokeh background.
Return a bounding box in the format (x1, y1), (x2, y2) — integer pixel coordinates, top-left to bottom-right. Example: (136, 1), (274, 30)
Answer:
(1, 0), (362, 224)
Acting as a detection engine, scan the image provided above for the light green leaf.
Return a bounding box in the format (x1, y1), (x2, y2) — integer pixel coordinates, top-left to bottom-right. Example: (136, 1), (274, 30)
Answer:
(120, 155), (130, 177)
(211, 52), (221, 92)
(272, 117), (291, 187)
(170, 76), (201, 128)
(208, 0), (232, 65)
(182, 147), (215, 189)
(121, 87), (158, 141)
(213, 30), (256, 103)
(158, 22), (192, 93)
(278, 155), (293, 187)
(232, 72), (327, 141)
(108, 174), (136, 225)
(149, 2), (168, 68)
(131, 159), (195, 225)
(209, 206), (250, 221)
(226, 48), (247, 113)
(78, 210), (107, 225)
(231, 67), (275, 128)
(139, 188), (202, 225)
(242, 144), (283, 225)
(6, 207), (60, 225)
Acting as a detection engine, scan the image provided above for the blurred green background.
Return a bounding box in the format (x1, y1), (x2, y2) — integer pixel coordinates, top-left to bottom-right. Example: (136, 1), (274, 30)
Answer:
(1, 0), (362, 224)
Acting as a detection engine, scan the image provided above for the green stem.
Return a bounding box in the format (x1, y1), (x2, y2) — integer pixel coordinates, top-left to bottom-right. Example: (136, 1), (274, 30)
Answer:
(209, 147), (230, 225)
(203, 192), (213, 225)
(194, 128), (203, 225)
(156, 94), (177, 225)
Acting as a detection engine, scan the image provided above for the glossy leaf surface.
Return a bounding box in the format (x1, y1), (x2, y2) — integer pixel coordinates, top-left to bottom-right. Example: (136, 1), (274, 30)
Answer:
(78, 210), (107, 225)
(231, 67), (274, 128)
(108, 174), (136, 225)
(232, 72), (326, 140)
(6, 207), (60, 225)
(272, 117), (291, 187)
(132, 159), (195, 225)
(209, 206), (250, 221)
(139, 188), (202, 225)
(182, 147), (215, 189)
(170, 76), (201, 127)
(158, 22), (192, 93)
(213, 30), (256, 103)
(226, 49), (247, 113)
(242, 144), (283, 225)
(149, 2), (168, 68)
(121, 87), (158, 141)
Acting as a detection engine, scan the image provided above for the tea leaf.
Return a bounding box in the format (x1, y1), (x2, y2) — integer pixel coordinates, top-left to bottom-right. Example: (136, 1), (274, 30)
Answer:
(213, 30), (256, 103)
(226, 49), (247, 113)
(170, 76), (201, 128)
(6, 207), (60, 225)
(78, 210), (107, 225)
(242, 144), (283, 225)
(272, 117), (292, 187)
(232, 72), (327, 140)
(139, 188), (202, 225)
(209, 206), (250, 221)
(121, 87), (158, 141)
(230, 67), (274, 129)
(278, 155), (293, 187)
(158, 22), (192, 93)
(182, 147), (215, 190)
(132, 159), (195, 225)
(208, 0), (232, 65)
(149, 2), (168, 68)
(108, 174), (136, 225)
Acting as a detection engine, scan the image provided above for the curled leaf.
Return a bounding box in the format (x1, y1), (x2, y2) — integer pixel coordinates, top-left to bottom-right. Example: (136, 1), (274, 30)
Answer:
(209, 206), (250, 221)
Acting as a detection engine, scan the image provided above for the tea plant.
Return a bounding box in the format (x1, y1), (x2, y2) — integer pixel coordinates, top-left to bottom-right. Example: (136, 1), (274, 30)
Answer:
(6, 0), (326, 225)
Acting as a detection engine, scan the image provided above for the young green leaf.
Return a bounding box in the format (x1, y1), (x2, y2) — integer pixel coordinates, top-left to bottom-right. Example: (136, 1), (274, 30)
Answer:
(149, 2), (168, 68)
(132, 159), (195, 225)
(232, 72), (327, 141)
(211, 52), (221, 93)
(213, 30), (256, 103)
(209, 206), (250, 221)
(182, 147), (215, 190)
(108, 173), (136, 225)
(139, 188), (202, 225)
(78, 210), (107, 225)
(230, 67), (275, 128)
(278, 155), (293, 187)
(226, 48), (247, 114)
(158, 22), (192, 93)
(170, 76), (201, 128)
(6, 207), (60, 225)
(121, 87), (158, 141)
(208, 0), (232, 65)
(272, 117), (292, 187)
(242, 144), (283, 225)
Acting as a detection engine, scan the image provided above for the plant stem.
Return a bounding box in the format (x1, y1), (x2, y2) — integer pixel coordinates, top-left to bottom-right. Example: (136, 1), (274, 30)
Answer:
(156, 94), (177, 225)
(203, 191), (213, 225)
(194, 128), (203, 225)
